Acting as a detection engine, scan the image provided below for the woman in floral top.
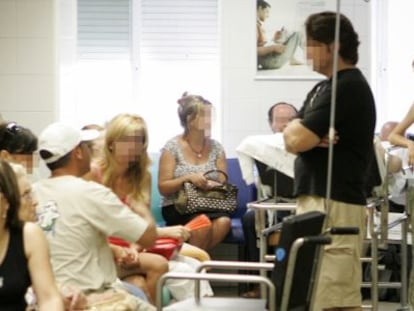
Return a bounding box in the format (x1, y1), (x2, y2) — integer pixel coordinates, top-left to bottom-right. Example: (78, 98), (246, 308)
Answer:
(158, 93), (231, 250)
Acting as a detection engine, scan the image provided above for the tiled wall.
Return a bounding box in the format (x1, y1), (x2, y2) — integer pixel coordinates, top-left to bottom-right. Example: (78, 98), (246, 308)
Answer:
(0, 0), (57, 135)
(0, 0), (372, 150)
(220, 0), (373, 157)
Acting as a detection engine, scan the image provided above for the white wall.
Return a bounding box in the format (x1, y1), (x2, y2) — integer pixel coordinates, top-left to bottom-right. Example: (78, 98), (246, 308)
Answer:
(58, 0), (78, 125)
(220, 0), (373, 157)
(374, 0), (414, 129)
(0, 0), (374, 154)
(0, 0), (57, 135)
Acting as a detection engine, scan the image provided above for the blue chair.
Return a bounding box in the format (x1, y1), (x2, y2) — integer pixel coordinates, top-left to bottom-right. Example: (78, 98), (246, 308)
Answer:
(223, 158), (257, 245)
(149, 152), (165, 226)
(150, 154), (257, 245)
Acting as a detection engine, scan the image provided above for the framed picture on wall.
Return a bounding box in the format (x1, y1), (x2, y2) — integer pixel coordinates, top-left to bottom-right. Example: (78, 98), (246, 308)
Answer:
(255, 0), (335, 80)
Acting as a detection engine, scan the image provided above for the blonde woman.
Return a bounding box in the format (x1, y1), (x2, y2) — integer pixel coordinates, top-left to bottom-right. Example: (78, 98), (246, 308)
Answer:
(158, 93), (231, 250)
(85, 113), (213, 302)
(84, 114), (168, 304)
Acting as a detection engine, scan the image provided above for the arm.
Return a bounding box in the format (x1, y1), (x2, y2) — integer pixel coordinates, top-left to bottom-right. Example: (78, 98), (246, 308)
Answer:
(156, 226), (191, 242)
(214, 149), (228, 184)
(215, 150), (227, 174)
(388, 104), (414, 166)
(283, 118), (321, 154)
(203, 146), (228, 188)
(24, 223), (64, 311)
(158, 149), (208, 195)
(135, 221), (157, 249)
(110, 244), (140, 266)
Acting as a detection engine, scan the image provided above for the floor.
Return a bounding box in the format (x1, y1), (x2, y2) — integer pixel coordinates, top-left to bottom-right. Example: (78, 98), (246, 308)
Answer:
(209, 244), (407, 310)
(212, 286), (405, 311)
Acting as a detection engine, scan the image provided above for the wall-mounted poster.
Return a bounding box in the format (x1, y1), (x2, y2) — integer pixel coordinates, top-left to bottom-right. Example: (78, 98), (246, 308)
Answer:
(255, 0), (336, 80)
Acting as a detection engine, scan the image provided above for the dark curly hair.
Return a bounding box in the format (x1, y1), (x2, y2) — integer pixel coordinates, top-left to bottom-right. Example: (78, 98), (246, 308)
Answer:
(0, 122), (38, 155)
(305, 11), (360, 65)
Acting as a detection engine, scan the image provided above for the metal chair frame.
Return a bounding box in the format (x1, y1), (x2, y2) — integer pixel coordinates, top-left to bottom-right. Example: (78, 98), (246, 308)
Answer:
(362, 142), (410, 311)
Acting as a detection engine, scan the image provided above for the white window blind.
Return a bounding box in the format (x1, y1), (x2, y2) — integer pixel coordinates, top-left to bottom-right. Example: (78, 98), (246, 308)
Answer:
(78, 0), (131, 59)
(139, 0), (218, 62)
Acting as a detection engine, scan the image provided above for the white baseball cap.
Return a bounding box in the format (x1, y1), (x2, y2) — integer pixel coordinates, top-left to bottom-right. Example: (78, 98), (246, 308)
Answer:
(38, 122), (100, 164)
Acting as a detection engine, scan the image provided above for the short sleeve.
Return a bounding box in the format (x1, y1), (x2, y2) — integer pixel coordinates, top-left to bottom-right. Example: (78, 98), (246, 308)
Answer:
(82, 182), (149, 243)
(212, 140), (225, 157)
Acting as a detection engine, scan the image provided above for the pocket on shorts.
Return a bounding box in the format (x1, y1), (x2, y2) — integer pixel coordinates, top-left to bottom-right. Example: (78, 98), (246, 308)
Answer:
(323, 247), (356, 287)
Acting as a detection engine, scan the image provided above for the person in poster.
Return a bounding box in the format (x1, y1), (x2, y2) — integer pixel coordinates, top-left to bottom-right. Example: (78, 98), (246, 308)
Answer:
(257, 0), (303, 70)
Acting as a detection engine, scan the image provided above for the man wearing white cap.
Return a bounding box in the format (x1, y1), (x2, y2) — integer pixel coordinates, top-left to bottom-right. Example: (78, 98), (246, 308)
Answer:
(33, 122), (157, 310)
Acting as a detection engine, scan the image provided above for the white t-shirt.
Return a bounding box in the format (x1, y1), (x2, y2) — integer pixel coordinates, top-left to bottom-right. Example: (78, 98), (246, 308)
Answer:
(388, 147), (410, 206)
(33, 175), (149, 291)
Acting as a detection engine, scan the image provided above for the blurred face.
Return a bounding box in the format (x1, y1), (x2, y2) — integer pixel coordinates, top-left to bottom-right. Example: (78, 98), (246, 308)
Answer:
(17, 175), (37, 222)
(191, 106), (212, 137)
(112, 130), (146, 165)
(269, 105), (297, 133)
(257, 7), (270, 22)
(10, 154), (35, 174)
(306, 38), (333, 76)
(0, 151), (36, 174)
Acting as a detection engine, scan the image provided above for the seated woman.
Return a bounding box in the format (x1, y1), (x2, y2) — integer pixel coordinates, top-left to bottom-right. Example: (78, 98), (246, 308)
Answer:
(0, 159), (64, 310)
(85, 113), (213, 302)
(10, 162), (89, 310)
(158, 92), (231, 250)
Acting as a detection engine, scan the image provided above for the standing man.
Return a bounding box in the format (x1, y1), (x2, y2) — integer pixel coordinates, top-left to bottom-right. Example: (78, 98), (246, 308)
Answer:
(283, 12), (376, 311)
(241, 102), (297, 299)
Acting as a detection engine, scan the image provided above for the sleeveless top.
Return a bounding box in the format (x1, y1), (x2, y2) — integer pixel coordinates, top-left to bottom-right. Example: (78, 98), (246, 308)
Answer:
(161, 136), (225, 206)
(0, 227), (31, 311)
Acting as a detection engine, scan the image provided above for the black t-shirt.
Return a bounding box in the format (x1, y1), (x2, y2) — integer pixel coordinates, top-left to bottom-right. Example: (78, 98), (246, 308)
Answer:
(295, 68), (376, 205)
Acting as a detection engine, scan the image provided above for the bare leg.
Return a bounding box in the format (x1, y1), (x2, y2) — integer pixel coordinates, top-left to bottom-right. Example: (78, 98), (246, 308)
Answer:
(137, 253), (169, 304)
(188, 226), (211, 250)
(179, 242), (211, 261)
(188, 217), (231, 250)
(121, 252), (168, 304)
(206, 216), (231, 250)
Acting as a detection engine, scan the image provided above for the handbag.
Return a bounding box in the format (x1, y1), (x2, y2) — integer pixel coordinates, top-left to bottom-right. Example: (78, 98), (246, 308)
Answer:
(174, 169), (238, 215)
